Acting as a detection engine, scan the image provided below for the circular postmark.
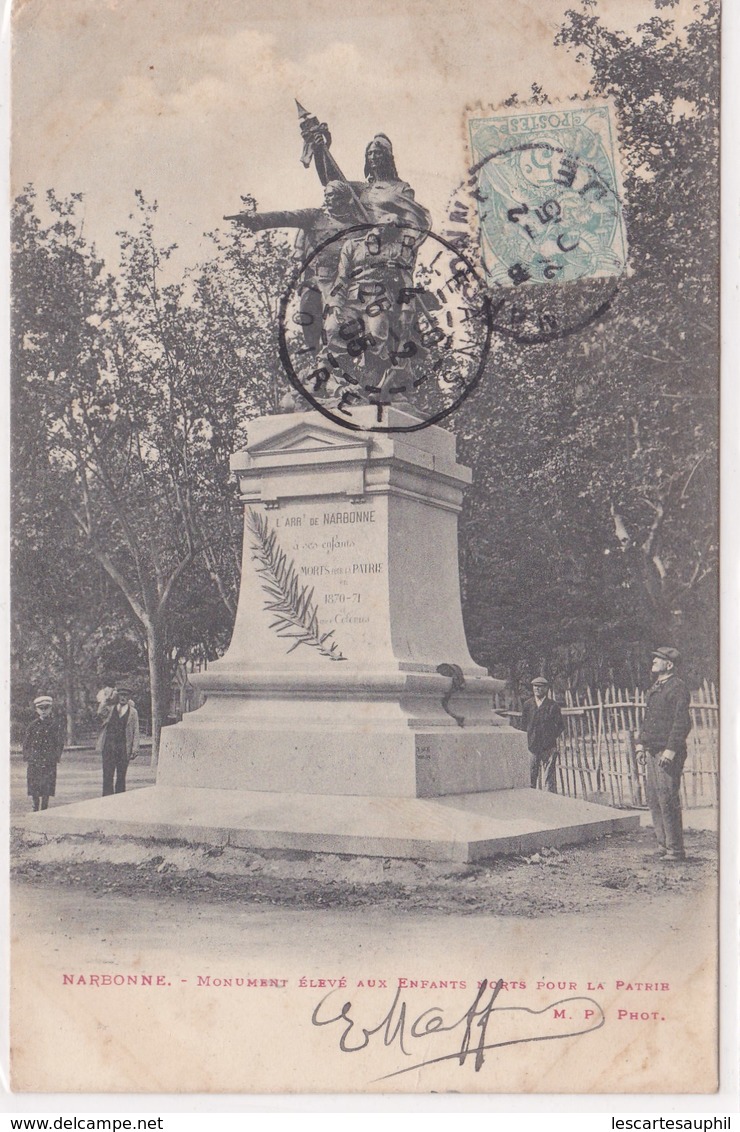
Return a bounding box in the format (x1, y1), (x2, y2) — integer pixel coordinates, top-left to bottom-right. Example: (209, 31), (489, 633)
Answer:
(278, 223), (493, 433)
(444, 126), (628, 344)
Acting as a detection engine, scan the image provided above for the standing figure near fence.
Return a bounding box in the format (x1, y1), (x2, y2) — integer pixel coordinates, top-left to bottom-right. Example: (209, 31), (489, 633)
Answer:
(23, 694), (64, 811)
(97, 685), (140, 796)
(519, 676), (565, 792)
(635, 647), (692, 862)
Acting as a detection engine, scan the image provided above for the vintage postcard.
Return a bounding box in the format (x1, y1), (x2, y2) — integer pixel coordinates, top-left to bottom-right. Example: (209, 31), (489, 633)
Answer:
(6, 0), (726, 1102)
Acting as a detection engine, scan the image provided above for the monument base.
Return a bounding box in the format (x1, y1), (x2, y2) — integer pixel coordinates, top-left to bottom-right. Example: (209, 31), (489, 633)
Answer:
(23, 411), (640, 862)
(19, 786), (639, 863)
(158, 710), (530, 797)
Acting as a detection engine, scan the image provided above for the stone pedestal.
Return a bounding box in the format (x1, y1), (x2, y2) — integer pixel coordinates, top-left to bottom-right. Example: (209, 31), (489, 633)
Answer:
(158, 405), (528, 798)
(23, 407), (639, 860)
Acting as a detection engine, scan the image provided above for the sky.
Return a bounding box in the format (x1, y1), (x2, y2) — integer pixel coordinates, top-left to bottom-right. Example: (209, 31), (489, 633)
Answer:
(8, 0), (674, 274)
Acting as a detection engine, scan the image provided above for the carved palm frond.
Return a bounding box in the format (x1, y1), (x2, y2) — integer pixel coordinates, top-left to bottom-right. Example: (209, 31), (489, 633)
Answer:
(246, 508), (347, 661)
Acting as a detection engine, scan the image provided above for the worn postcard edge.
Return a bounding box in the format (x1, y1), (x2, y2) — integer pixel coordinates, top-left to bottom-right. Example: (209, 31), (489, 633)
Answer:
(0, 5), (737, 1115)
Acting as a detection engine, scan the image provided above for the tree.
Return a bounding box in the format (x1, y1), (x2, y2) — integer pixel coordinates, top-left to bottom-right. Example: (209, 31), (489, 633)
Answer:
(554, 0), (719, 653)
(453, 0), (719, 689)
(11, 188), (125, 741)
(11, 189), (293, 756)
(10, 466), (129, 744)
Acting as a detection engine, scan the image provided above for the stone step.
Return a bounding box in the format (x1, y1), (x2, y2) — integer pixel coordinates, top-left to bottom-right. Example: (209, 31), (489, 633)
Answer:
(18, 785), (639, 863)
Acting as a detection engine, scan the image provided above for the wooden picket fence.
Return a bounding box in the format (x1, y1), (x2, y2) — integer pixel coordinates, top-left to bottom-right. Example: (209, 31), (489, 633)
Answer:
(549, 682), (719, 809)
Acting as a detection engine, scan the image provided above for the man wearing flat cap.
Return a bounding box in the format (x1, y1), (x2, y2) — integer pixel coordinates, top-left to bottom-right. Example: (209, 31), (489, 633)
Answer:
(519, 677), (565, 792)
(635, 647), (692, 861)
(23, 695), (64, 811)
(96, 684), (140, 796)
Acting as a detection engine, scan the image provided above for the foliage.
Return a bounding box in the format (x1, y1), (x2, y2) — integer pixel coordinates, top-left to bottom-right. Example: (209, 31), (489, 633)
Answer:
(454, 0), (719, 690)
(11, 189), (292, 750)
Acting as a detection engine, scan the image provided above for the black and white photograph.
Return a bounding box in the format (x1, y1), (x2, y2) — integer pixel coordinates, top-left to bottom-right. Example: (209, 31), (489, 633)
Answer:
(6, 0), (728, 1102)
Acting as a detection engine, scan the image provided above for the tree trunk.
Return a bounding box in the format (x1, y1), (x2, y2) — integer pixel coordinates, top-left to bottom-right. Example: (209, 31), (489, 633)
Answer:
(63, 630), (76, 746)
(145, 625), (170, 768)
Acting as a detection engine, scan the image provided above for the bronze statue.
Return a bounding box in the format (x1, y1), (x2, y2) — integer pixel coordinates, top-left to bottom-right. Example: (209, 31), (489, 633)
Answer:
(226, 180), (358, 356)
(225, 103), (435, 403)
(297, 104), (431, 233)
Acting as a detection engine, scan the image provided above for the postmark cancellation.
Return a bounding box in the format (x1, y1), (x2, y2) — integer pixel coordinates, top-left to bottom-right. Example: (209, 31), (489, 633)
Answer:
(464, 99), (628, 289)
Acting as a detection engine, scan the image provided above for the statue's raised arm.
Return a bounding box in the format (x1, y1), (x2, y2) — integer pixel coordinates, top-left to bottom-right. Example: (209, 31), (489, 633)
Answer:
(296, 101), (372, 222)
(296, 101), (336, 187)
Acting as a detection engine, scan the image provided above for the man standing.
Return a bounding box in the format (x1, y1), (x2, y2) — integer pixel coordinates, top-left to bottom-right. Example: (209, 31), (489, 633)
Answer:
(520, 677), (565, 792)
(635, 647), (692, 862)
(97, 685), (140, 797)
(23, 694), (64, 811)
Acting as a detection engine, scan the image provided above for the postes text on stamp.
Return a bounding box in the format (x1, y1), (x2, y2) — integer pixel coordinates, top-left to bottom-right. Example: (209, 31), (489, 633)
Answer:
(465, 100), (627, 289)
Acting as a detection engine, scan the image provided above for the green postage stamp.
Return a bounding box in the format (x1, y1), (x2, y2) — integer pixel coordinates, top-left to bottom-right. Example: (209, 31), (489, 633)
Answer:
(466, 100), (628, 287)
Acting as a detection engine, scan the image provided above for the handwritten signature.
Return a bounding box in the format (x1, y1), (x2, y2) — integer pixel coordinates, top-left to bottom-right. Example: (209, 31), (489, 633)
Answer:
(311, 979), (605, 1080)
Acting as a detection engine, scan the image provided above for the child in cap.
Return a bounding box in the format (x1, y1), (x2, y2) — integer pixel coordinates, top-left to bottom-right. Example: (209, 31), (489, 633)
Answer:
(23, 695), (64, 811)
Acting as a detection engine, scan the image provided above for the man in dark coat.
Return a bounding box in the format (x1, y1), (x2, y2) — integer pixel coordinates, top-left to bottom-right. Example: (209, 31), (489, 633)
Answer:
(97, 685), (140, 796)
(23, 694), (64, 811)
(520, 677), (565, 792)
(635, 646), (692, 861)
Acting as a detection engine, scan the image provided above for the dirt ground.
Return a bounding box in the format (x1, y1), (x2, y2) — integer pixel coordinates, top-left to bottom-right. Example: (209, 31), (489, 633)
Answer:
(9, 753), (721, 1096)
(11, 823), (717, 917)
(9, 749), (717, 917)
